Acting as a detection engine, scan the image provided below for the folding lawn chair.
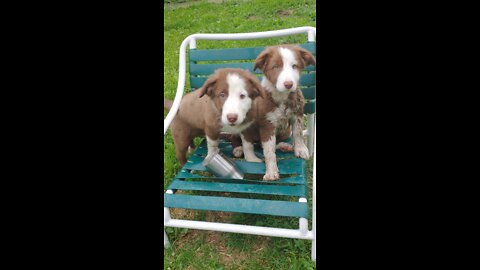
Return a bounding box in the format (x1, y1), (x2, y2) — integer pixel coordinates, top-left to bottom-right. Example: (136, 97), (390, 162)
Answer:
(163, 26), (317, 261)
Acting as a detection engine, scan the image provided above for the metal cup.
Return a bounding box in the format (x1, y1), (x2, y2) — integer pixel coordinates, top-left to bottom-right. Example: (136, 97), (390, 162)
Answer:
(202, 152), (244, 179)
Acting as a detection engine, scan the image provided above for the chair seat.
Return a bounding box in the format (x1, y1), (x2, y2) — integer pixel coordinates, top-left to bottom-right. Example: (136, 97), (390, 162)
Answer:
(164, 138), (309, 218)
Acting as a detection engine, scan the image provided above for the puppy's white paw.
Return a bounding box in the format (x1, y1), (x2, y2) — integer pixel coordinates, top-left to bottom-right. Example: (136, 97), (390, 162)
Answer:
(232, 146), (244, 158)
(276, 142), (294, 152)
(263, 170), (280, 181)
(295, 144), (310, 160)
(187, 146), (195, 154)
(245, 155), (262, 163)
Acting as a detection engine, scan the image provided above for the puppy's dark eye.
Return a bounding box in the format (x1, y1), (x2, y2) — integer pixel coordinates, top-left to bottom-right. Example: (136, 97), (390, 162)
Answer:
(240, 94), (246, 99)
(219, 92), (225, 98)
(292, 64), (298, 69)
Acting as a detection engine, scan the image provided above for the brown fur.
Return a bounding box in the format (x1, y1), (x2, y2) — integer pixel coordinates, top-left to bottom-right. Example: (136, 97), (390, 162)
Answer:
(252, 45), (314, 137)
(233, 45), (315, 145)
(254, 45), (316, 74)
(164, 68), (264, 166)
(233, 45), (316, 180)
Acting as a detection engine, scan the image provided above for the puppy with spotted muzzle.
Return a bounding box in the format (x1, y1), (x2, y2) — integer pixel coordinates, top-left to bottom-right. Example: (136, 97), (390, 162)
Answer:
(164, 68), (265, 166)
(232, 45), (316, 180)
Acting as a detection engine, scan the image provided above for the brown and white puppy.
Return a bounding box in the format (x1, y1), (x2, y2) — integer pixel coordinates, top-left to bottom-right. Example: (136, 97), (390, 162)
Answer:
(164, 68), (265, 166)
(234, 45), (316, 180)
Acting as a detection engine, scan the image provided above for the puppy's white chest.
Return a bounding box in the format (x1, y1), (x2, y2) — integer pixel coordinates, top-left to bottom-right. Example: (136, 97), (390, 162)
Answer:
(266, 103), (293, 130)
(220, 121), (253, 134)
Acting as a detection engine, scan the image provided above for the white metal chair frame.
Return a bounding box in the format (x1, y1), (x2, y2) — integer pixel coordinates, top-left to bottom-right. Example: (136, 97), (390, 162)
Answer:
(163, 26), (317, 261)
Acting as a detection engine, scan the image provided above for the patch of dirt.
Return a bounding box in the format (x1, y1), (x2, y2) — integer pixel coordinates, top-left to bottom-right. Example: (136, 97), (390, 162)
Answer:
(205, 211), (232, 222)
(166, 0), (224, 9)
(277, 8), (294, 17)
(208, 231), (247, 267)
(170, 208), (273, 268)
(176, 229), (201, 249)
(247, 15), (259, 20)
(217, 234), (271, 268)
(252, 236), (270, 252)
(173, 215), (272, 269)
(170, 207), (196, 220)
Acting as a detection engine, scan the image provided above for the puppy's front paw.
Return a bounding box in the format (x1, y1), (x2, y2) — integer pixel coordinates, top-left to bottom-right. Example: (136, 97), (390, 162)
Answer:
(232, 146), (244, 158)
(295, 144), (310, 160)
(277, 142), (294, 152)
(263, 170), (280, 181)
(245, 155), (262, 163)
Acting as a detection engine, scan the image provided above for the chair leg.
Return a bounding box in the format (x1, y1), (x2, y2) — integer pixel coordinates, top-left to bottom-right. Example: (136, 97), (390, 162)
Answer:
(307, 114), (315, 155)
(311, 196), (316, 261)
(164, 204), (173, 249)
(312, 120), (317, 262)
(312, 238), (316, 261)
(164, 229), (171, 249)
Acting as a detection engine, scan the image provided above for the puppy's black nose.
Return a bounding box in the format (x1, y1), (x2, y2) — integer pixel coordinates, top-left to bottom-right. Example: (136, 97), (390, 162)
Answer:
(284, 81), (293, 89)
(227, 114), (238, 123)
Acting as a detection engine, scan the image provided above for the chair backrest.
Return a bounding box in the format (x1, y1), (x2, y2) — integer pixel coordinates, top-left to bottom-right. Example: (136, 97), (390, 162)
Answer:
(188, 42), (316, 114)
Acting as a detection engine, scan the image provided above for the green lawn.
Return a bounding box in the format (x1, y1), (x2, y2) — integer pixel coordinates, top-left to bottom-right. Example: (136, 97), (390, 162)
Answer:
(164, 1), (316, 269)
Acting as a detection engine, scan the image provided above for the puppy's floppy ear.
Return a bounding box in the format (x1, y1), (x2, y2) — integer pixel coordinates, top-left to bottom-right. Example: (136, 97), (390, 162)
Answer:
(253, 49), (270, 72)
(198, 75), (217, 98)
(297, 47), (316, 66)
(245, 72), (266, 99)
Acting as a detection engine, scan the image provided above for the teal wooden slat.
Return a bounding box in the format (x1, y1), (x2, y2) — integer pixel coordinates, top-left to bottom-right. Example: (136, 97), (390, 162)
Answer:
(190, 76), (207, 89)
(164, 194), (309, 218)
(196, 139), (229, 148)
(304, 66), (316, 72)
(168, 179), (307, 197)
(190, 62), (316, 76)
(190, 73), (315, 89)
(304, 101), (316, 114)
(190, 62), (256, 75)
(300, 42), (316, 54)
(174, 172), (307, 185)
(301, 86), (316, 100)
(300, 73), (316, 86)
(190, 47), (265, 62)
(192, 137), (297, 159)
(193, 145), (232, 156)
(193, 144), (294, 159)
(194, 137), (292, 150)
(189, 43), (316, 62)
(183, 154), (306, 175)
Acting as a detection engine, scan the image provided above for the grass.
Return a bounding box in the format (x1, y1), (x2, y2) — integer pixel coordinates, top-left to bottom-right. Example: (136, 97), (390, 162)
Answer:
(164, 1), (316, 269)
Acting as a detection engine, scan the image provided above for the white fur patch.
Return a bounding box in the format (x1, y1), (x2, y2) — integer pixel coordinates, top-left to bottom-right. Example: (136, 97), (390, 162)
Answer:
(292, 117), (309, 159)
(275, 48), (301, 93)
(276, 142), (294, 152)
(262, 135), (279, 181)
(260, 78), (289, 104)
(265, 103), (293, 131)
(206, 136), (219, 156)
(232, 146), (243, 158)
(220, 120), (253, 134)
(221, 73), (253, 127)
(295, 143), (309, 159)
(240, 134), (262, 162)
